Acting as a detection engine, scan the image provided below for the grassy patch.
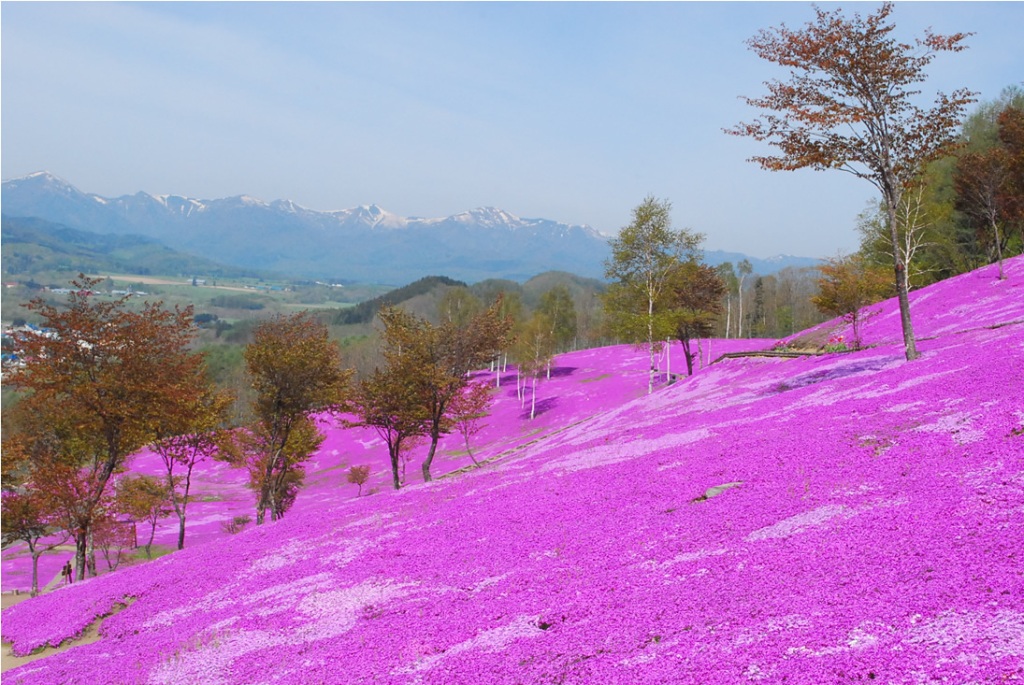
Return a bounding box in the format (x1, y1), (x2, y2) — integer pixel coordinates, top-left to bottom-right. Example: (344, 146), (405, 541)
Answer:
(579, 373), (612, 384)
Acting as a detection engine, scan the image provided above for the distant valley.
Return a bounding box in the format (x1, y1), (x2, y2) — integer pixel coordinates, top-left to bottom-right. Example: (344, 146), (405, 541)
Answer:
(2, 172), (820, 284)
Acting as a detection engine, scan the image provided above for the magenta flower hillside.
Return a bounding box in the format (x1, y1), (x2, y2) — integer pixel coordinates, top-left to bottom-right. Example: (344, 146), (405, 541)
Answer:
(2, 337), (769, 594)
(3, 256), (1022, 684)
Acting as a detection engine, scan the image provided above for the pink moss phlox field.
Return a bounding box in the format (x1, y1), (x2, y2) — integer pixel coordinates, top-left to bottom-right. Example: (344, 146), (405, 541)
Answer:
(3, 257), (1023, 684)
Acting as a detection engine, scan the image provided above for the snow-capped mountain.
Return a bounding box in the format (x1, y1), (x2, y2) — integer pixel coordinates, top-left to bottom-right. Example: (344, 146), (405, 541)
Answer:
(1, 172), (817, 282)
(1, 173), (611, 282)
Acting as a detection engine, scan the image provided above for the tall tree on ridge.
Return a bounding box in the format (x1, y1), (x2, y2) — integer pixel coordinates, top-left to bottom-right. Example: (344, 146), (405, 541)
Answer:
(729, 2), (975, 361)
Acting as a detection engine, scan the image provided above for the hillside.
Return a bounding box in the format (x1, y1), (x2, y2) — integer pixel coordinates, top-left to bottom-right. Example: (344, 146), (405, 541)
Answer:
(2, 257), (1022, 684)
(0, 215), (267, 280)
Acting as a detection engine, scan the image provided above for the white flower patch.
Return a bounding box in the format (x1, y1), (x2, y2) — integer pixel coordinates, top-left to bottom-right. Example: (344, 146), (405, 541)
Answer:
(343, 512), (395, 530)
(294, 579), (417, 643)
(247, 573), (335, 618)
(905, 609), (1024, 658)
(884, 401), (925, 413)
(639, 547), (728, 572)
(469, 573), (510, 594)
(149, 628), (282, 685)
(746, 505), (855, 542)
(245, 537), (318, 576)
(914, 412), (986, 445)
(541, 428), (711, 474)
(395, 614), (544, 675)
(786, 621), (890, 658)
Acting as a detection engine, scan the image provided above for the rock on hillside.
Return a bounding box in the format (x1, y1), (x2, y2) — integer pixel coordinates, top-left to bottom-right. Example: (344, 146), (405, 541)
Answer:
(2, 258), (1022, 684)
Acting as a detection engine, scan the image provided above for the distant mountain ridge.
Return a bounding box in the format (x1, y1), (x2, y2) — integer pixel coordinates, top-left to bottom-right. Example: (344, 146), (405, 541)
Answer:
(1, 172), (820, 283)
(0, 215), (265, 279)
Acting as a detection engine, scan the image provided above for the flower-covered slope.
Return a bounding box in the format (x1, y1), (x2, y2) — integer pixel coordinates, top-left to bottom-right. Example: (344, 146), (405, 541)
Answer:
(3, 258), (1023, 684)
(0, 335), (769, 594)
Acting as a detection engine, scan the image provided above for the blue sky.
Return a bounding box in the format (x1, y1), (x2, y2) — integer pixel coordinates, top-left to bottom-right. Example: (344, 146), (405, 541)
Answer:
(2, 2), (1022, 259)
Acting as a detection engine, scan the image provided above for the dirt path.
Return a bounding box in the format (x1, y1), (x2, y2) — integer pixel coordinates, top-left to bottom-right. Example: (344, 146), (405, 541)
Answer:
(1, 593), (130, 673)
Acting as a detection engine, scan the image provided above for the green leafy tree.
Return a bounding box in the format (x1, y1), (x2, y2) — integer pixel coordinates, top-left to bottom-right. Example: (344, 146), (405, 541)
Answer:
(513, 313), (557, 420)
(226, 313), (351, 524)
(438, 287), (483, 327)
(667, 263), (727, 376)
(604, 196), (704, 394)
(114, 474), (172, 559)
(537, 285), (578, 355)
(716, 262), (739, 338)
(736, 259), (753, 338)
(729, 2), (975, 361)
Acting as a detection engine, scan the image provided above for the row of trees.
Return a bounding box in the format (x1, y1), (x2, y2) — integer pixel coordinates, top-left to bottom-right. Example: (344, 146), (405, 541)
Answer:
(1, 277), (515, 593)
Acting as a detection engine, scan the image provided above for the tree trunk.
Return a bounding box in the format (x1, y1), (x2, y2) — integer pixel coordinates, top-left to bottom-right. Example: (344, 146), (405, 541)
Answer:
(176, 465), (195, 550)
(530, 378), (537, 420)
(726, 296), (732, 339)
(991, 216), (1005, 280)
(738, 278), (745, 338)
(647, 294), (655, 394)
(422, 429), (440, 483)
(177, 510), (187, 551)
(887, 201), (919, 361)
(87, 528), (97, 577)
(75, 530), (88, 582)
(145, 523), (156, 559)
(681, 338), (695, 376)
(665, 339), (671, 382)
(389, 440), (402, 490)
(29, 544), (40, 597)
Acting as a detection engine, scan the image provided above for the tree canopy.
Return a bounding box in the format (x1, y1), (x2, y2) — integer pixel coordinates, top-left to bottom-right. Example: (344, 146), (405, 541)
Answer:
(604, 196), (704, 393)
(6, 275), (203, 580)
(730, 2), (975, 361)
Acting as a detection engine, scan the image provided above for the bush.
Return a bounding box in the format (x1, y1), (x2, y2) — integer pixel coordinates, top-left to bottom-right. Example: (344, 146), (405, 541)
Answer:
(221, 515), (252, 534)
(346, 465), (371, 496)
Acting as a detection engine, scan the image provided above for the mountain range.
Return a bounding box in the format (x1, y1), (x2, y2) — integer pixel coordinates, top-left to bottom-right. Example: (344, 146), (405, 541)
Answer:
(1, 172), (820, 283)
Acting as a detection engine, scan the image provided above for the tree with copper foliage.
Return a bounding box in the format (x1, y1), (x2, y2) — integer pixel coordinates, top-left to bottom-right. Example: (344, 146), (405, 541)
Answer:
(418, 298), (512, 482)
(348, 307), (432, 490)
(729, 3), (975, 361)
(667, 262), (727, 377)
(225, 313), (351, 523)
(1, 435), (70, 596)
(152, 370), (233, 550)
(449, 382), (493, 467)
(812, 254), (894, 349)
(6, 275), (203, 581)
(955, 105), (1024, 279)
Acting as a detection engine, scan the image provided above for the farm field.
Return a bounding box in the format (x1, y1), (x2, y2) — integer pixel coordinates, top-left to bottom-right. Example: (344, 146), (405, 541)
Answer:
(2, 257), (1022, 684)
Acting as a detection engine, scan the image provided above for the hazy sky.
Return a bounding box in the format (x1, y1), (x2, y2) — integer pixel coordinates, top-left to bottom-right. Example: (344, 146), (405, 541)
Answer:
(3, 2), (1022, 258)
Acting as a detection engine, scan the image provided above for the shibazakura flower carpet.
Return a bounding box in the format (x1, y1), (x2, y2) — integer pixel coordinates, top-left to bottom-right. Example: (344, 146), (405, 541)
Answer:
(2, 257), (1022, 684)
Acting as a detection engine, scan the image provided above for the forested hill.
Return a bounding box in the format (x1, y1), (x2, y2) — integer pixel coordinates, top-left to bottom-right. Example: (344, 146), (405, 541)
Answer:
(331, 275), (467, 324)
(0, 215), (267, 279)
